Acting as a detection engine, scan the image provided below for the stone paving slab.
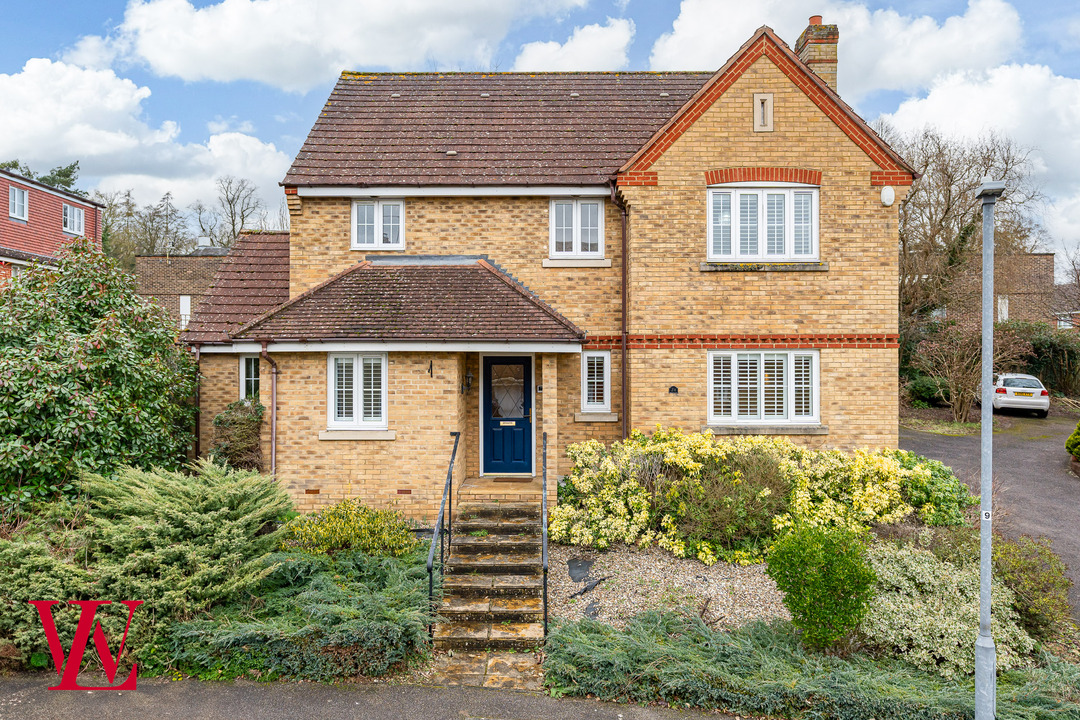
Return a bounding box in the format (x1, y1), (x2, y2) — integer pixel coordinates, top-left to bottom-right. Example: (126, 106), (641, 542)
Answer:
(429, 650), (545, 693)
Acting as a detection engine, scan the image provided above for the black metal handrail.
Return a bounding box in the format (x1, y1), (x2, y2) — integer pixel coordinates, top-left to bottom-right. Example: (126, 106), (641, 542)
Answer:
(427, 431), (461, 632)
(542, 431), (549, 637)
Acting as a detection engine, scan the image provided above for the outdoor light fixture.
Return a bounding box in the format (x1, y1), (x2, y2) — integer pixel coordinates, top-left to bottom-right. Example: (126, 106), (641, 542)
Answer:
(462, 370), (474, 395)
(880, 185), (895, 207)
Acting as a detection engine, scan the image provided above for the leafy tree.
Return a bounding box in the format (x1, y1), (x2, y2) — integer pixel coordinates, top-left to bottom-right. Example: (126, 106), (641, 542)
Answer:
(0, 238), (197, 507)
(0, 159), (85, 196)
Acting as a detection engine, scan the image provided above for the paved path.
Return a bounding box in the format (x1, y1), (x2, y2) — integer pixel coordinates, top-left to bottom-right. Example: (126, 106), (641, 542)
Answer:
(900, 412), (1080, 619)
(0, 674), (715, 720)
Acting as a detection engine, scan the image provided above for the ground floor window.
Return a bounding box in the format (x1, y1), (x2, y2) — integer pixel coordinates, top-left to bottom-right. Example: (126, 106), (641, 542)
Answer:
(240, 355), (260, 400)
(581, 350), (611, 412)
(707, 350), (819, 424)
(327, 353), (387, 429)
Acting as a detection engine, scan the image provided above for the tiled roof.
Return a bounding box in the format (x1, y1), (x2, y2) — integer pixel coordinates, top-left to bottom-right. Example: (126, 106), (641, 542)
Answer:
(0, 245), (56, 264)
(231, 257), (584, 343)
(182, 231), (290, 344)
(282, 72), (712, 187)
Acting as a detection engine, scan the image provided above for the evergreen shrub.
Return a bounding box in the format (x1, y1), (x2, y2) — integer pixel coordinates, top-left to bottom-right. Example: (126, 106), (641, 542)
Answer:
(766, 525), (876, 650)
(281, 498), (418, 557)
(993, 535), (1073, 640)
(210, 398), (265, 471)
(1065, 420), (1080, 461)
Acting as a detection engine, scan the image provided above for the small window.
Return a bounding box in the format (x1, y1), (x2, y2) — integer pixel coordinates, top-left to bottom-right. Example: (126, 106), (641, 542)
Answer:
(62, 204), (85, 235)
(179, 295), (191, 330)
(1057, 315), (1074, 329)
(549, 199), (604, 259)
(997, 295), (1009, 322)
(708, 350), (819, 424)
(240, 355), (260, 400)
(351, 200), (404, 250)
(328, 353), (388, 429)
(9, 186), (28, 221)
(708, 186), (818, 261)
(581, 351), (611, 413)
(753, 93), (774, 132)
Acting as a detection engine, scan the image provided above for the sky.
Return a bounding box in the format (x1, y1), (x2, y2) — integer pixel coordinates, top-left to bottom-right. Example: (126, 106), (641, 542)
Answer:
(2, 0), (1080, 269)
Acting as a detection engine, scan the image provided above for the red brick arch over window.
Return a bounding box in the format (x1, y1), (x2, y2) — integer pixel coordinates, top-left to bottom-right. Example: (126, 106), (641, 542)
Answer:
(705, 168), (822, 186)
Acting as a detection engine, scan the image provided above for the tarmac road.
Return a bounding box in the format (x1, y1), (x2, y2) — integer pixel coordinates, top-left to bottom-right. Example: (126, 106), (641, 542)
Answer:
(900, 410), (1080, 620)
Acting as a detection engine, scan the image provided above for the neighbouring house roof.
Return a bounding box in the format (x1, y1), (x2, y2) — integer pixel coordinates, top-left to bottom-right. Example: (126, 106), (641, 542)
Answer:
(0, 169), (106, 207)
(182, 231), (290, 344)
(230, 257), (584, 344)
(282, 71), (712, 187)
(0, 245), (57, 265)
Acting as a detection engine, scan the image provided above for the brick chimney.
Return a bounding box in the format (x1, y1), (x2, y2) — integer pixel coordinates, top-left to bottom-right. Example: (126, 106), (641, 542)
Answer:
(795, 15), (839, 89)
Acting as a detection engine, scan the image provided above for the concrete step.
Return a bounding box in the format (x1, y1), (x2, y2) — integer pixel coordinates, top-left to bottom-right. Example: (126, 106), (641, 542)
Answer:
(456, 502), (540, 522)
(432, 621), (544, 651)
(452, 534), (541, 554)
(454, 517), (541, 536)
(441, 573), (542, 599)
(446, 550), (542, 576)
(439, 595), (543, 623)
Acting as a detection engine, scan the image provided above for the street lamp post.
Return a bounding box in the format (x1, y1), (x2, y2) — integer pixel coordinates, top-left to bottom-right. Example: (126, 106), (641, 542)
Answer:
(976, 177), (1005, 720)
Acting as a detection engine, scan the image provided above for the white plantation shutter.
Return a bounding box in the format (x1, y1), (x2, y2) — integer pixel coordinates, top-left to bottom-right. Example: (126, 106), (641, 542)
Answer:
(586, 356), (604, 405)
(766, 193), (785, 255)
(581, 351), (610, 412)
(711, 192), (731, 256)
(362, 356), (383, 421)
(711, 354), (732, 417)
(794, 192), (813, 255)
(794, 354), (814, 418)
(739, 194), (758, 256)
(763, 353), (786, 419)
(335, 357), (355, 422)
(737, 353), (760, 419)
(709, 351), (818, 424)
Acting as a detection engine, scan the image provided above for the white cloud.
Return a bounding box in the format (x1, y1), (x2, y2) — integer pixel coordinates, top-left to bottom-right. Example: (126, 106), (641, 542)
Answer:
(648, 0), (1020, 103)
(0, 59), (290, 211)
(881, 64), (1080, 258)
(67, 0), (589, 93)
(512, 18), (635, 71)
(207, 116), (256, 135)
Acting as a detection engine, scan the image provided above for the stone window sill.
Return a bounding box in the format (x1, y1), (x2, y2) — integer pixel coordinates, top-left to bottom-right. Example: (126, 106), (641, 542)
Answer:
(699, 261), (828, 272)
(702, 424), (828, 436)
(319, 429), (396, 441)
(574, 412), (619, 423)
(542, 258), (612, 268)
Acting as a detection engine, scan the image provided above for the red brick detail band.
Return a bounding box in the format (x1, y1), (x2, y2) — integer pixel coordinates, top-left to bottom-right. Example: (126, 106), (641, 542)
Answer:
(705, 168), (822, 186)
(284, 186), (298, 195)
(583, 333), (900, 350)
(626, 36), (913, 185)
(870, 171), (914, 187)
(616, 171), (658, 187)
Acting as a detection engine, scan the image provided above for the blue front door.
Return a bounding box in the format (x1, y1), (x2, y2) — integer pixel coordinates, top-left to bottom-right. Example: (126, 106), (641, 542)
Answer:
(483, 356), (532, 475)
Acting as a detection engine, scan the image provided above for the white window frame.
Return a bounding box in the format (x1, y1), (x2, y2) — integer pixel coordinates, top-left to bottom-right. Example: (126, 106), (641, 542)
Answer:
(327, 352), (388, 430)
(707, 183), (819, 262)
(9, 186), (28, 221)
(239, 355), (260, 400)
(707, 350), (820, 425)
(549, 198), (604, 259)
(179, 295), (192, 330)
(350, 199), (404, 250)
(62, 204), (85, 235)
(580, 350), (611, 413)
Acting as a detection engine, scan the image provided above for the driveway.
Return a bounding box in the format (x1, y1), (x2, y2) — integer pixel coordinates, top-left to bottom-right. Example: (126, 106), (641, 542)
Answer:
(900, 411), (1080, 620)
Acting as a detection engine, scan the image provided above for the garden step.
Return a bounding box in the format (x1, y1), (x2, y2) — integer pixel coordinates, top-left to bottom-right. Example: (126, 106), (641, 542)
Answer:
(432, 621), (544, 651)
(439, 595), (543, 623)
(452, 535), (541, 554)
(441, 573), (542, 599)
(454, 518), (541, 536)
(446, 551), (542, 576)
(455, 502), (540, 522)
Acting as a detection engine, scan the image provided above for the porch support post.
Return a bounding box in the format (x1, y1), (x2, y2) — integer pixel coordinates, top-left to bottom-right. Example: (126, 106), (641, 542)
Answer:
(541, 354), (559, 507)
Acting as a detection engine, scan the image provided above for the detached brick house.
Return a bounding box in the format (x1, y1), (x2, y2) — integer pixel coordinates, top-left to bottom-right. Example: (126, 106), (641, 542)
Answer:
(135, 238), (230, 330)
(0, 168), (103, 281)
(186, 19), (916, 519)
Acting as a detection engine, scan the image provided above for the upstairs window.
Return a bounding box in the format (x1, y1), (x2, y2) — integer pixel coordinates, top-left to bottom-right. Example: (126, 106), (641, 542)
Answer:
(707, 185), (818, 261)
(550, 199), (604, 259)
(708, 350), (819, 425)
(240, 355), (260, 399)
(328, 353), (388, 429)
(580, 350), (611, 413)
(9, 186), (28, 221)
(62, 204), (84, 235)
(351, 200), (404, 250)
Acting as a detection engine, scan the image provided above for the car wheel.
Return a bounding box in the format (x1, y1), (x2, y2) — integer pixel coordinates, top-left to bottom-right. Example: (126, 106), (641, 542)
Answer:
(1036, 409), (1048, 419)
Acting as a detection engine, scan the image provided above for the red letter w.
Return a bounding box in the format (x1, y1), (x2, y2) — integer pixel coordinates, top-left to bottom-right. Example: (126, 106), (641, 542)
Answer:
(29, 600), (144, 690)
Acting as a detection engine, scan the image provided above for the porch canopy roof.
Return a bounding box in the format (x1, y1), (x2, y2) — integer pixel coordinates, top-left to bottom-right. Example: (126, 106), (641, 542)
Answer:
(229, 256), (584, 344)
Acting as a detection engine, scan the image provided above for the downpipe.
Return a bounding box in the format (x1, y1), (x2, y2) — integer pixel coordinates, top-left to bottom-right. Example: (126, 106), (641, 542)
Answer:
(260, 341), (279, 475)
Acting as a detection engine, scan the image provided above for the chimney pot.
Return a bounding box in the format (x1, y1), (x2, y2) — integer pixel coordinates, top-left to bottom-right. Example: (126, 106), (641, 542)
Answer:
(197, 236), (212, 247)
(809, 15), (822, 25)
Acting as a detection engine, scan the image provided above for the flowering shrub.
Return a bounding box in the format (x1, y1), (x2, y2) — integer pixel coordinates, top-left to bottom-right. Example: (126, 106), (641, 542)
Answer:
(551, 428), (973, 565)
(860, 542), (1033, 678)
(281, 499), (418, 557)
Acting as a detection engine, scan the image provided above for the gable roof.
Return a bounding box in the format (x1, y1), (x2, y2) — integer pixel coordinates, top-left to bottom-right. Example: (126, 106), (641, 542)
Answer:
(230, 257), (584, 344)
(282, 72), (712, 187)
(182, 231), (290, 344)
(621, 26), (916, 181)
(0, 169), (105, 208)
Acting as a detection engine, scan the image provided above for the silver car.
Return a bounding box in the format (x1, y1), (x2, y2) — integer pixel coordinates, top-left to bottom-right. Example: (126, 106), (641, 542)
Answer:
(992, 373), (1050, 418)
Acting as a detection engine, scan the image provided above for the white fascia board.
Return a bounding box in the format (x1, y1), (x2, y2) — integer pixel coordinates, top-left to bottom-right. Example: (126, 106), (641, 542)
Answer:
(0, 256), (50, 268)
(199, 341), (582, 354)
(296, 185), (610, 198)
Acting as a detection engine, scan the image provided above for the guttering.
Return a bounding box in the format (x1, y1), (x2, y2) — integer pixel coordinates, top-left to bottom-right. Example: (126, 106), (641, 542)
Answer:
(296, 185), (610, 198)
(193, 343), (202, 458)
(610, 179), (630, 440)
(200, 340), (582, 354)
(259, 341), (279, 476)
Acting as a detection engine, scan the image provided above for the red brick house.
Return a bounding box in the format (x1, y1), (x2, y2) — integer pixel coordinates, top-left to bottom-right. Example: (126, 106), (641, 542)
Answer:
(135, 238), (230, 330)
(0, 168), (103, 281)
(186, 19), (916, 519)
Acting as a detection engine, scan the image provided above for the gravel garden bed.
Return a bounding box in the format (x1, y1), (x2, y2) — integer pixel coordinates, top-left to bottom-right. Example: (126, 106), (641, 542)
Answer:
(548, 543), (789, 629)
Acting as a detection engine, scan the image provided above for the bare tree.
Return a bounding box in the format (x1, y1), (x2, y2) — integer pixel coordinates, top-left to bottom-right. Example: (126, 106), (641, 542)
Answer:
(134, 192), (191, 256)
(190, 175), (265, 247)
(93, 189), (140, 270)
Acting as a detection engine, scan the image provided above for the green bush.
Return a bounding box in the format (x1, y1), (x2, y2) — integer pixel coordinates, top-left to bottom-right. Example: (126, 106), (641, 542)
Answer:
(888, 450), (976, 526)
(993, 535), (1073, 640)
(766, 525), (876, 650)
(1001, 320), (1080, 396)
(0, 238), (197, 510)
(210, 398), (265, 471)
(281, 498), (418, 557)
(861, 542), (1034, 678)
(166, 547), (432, 681)
(907, 375), (948, 406)
(1066, 420), (1080, 461)
(544, 612), (1080, 719)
